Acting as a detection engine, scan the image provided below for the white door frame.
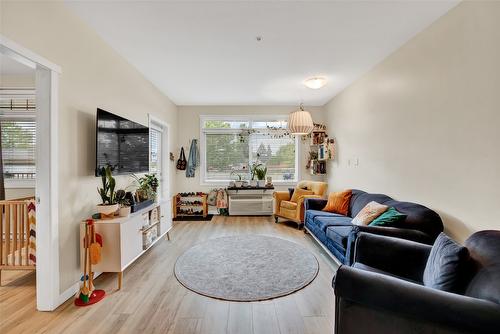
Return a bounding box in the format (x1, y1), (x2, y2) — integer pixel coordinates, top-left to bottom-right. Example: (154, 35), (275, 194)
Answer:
(148, 114), (170, 201)
(1, 35), (61, 311)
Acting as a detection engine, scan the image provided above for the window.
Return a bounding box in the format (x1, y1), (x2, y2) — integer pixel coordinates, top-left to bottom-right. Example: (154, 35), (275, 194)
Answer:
(201, 116), (298, 184)
(0, 90), (36, 185)
(150, 126), (162, 175)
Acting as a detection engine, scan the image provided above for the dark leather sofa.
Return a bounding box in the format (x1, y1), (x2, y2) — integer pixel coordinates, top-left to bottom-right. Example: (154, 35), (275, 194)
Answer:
(304, 189), (443, 264)
(333, 231), (500, 334)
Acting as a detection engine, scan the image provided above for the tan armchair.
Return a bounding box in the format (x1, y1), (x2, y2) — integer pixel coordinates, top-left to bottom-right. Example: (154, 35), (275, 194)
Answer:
(273, 180), (328, 229)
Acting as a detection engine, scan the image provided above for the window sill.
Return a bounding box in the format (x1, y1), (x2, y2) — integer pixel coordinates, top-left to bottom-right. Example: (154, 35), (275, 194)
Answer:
(5, 179), (36, 189)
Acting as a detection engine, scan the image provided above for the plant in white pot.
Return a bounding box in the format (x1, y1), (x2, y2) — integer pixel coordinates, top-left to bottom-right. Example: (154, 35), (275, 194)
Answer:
(96, 165), (119, 218)
(116, 189), (131, 217)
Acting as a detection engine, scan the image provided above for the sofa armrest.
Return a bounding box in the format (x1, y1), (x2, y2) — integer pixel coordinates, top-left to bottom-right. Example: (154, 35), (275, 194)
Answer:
(273, 191), (291, 214)
(354, 233), (431, 283)
(334, 266), (500, 334)
(304, 198), (327, 212)
(297, 195), (322, 221)
(344, 225), (433, 266)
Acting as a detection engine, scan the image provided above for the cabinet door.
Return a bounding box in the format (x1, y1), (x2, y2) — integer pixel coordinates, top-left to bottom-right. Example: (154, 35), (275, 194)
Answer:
(120, 215), (143, 269)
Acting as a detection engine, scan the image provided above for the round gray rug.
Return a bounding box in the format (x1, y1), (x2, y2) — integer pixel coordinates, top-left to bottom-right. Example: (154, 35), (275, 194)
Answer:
(174, 235), (319, 301)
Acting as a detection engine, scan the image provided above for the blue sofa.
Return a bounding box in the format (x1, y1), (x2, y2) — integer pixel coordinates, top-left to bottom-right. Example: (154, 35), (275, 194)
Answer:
(304, 189), (443, 265)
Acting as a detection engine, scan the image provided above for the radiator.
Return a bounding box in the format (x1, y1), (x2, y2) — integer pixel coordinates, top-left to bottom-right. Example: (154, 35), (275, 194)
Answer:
(228, 194), (273, 215)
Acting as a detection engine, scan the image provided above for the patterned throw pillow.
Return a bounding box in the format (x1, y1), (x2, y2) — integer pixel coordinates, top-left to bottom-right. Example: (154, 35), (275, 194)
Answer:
(369, 207), (407, 227)
(322, 190), (352, 216)
(290, 188), (314, 203)
(352, 201), (388, 225)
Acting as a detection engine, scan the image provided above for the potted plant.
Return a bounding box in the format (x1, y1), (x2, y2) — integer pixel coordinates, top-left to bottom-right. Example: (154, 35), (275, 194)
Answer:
(132, 174), (159, 201)
(254, 165), (267, 187)
(116, 189), (131, 217)
(230, 171), (243, 188)
(96, 165), (119, 216)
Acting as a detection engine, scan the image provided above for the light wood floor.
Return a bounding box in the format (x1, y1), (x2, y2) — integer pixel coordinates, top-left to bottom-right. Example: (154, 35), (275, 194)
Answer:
(0, 216), (338, 334)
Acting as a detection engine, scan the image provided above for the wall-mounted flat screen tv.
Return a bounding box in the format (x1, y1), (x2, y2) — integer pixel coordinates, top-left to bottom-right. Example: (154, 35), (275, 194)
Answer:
(95, 108), (149, 176)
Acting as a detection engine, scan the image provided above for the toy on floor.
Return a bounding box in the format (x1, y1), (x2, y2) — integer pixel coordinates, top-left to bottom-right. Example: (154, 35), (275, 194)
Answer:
(75, 219), (105, 306)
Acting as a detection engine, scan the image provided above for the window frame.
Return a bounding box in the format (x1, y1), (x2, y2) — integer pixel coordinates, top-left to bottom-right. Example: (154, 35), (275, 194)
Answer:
(200, 115), (300, 186)
(0, 110), (36, 189)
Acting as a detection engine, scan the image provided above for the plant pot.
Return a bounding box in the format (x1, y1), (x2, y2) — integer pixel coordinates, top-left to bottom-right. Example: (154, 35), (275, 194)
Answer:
(234, 181), (243, 188)
(250, 180), (258, 187)
(119, 206), (131, 217)
(96, 204), (119, 216)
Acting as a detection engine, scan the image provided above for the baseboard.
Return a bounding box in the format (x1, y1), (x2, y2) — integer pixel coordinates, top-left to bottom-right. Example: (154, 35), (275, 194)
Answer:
(305, 226), (342, 267)
(56, 282), (79, 308)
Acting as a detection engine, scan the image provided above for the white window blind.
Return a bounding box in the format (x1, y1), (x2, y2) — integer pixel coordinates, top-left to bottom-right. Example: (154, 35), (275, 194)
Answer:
(0, 90), (36, 181)
(150, 127), (161, 175)
(201, 117), (298, 183)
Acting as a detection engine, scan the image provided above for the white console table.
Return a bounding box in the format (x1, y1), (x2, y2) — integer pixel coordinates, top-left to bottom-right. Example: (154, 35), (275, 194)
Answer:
(80, 200), (172, 290)
(227, 187), (274, 215)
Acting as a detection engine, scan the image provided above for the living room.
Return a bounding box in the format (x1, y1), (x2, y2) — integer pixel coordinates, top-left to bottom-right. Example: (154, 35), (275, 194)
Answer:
(1, 1), (499, 333)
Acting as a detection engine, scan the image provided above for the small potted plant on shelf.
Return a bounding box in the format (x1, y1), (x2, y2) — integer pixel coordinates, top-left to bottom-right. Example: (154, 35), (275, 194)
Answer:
(97, 165), (119, 217)
(254, 165), (267, 187)
(115, 189), (131, 217)
(132, 174), (159, 202)
(230, 170), (244, 188)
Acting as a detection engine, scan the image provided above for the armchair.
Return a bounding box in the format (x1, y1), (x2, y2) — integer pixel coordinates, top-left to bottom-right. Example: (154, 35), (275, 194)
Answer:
(273, 180), (327, 229)
(333, 231), (500, 334)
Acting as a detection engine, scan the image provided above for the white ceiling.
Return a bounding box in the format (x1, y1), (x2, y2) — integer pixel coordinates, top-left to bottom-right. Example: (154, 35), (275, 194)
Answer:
(0, 53), (35, 76)
(66, 1), (458, 106)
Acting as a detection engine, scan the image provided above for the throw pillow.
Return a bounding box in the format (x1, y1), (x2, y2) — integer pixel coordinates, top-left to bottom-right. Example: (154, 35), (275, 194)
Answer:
(369, 207), (407, 227)
(423, 233), (469, 293)
(290, 188), (314, 203)
(352, 201), (388, 225)
(322, 190), (352, 216)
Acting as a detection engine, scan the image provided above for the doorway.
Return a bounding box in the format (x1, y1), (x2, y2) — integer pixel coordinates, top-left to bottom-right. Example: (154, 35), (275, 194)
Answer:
(0, 35), (60, 311)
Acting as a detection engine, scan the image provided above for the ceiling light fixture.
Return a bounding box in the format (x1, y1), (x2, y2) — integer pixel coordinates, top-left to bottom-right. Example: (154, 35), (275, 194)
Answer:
(288, 103), (314, 135)
(304, 77), (327, 89)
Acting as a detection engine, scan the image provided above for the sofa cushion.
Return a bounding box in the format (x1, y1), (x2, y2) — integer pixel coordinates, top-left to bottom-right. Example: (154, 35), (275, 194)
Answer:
(280, 200), (297, 210)
(353, 262), (419, 284)
(369, 207), (407, 227)
(322, 190), (352, 216)
(352, 201), (388, 226)
(423, 233), (470, 293)
(326, 226), (353, 248)
(305, 209), (339, 223)
(315, 215), (352, 232)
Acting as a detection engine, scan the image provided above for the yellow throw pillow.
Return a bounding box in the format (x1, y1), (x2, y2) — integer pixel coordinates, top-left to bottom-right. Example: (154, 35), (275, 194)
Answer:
(322, 190), (352, 216)
(352, 201), (388, 226)
(290, 188), (314, 203)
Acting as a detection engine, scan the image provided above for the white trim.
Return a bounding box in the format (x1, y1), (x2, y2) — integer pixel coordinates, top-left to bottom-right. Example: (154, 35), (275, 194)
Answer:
(0, 35), (61, 73)
(148, 114), (171, 201)
(57, 282), (79, 306)
(1, 35), (61, 311)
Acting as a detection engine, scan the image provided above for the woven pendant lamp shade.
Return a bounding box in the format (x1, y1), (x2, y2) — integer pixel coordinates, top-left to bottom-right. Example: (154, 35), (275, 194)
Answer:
(288, 104), (314, 135)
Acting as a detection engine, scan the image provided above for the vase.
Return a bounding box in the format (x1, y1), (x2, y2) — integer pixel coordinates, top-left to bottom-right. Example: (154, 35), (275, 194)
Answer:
(119, 206), (131, 217)
(96, 204), (119, 217)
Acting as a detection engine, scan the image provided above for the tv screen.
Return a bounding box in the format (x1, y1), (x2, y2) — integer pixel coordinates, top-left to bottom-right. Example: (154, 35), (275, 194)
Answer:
(95, 108), (149, 176)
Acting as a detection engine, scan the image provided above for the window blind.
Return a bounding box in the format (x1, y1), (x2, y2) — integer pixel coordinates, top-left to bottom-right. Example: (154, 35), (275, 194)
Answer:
(249, 133), (296, 181)
(150, 127), (161, 175)
(1, 120), (36, 179)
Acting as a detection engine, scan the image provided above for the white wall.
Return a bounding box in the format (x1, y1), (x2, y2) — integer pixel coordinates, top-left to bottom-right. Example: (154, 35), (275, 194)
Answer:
(325, 1), (500, 242)
(177, 105), (326, 193)
(1, 1), (178, 292)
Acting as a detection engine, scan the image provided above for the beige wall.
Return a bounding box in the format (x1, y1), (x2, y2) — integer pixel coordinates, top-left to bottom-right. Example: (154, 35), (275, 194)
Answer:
(1, 1), (178, 292)
(325, 1), (500, 242)
(177, 106), (326, 193)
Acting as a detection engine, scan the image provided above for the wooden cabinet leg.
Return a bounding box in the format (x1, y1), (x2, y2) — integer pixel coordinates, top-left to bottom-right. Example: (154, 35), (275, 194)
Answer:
(118, 271), (123, 290)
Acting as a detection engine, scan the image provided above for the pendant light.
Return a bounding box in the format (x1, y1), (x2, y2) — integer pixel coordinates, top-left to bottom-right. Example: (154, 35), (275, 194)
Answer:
(288, 103), (314, 135)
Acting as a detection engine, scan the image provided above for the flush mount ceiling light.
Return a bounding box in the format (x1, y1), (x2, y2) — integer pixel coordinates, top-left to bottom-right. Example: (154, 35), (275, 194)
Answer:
(288, 103), (314, 135)
(304, 77), (327, 89)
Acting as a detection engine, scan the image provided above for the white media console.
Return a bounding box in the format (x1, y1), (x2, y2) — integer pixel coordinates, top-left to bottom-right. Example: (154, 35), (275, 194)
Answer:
(79, 200), (172, 289)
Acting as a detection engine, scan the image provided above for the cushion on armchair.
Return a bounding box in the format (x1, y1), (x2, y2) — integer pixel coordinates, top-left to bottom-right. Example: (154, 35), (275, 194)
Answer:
(290, 188), (314, 203)
(322, 190), (352, 215)
(280, 201), (297, 210)
(423, 233), (470, 293)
